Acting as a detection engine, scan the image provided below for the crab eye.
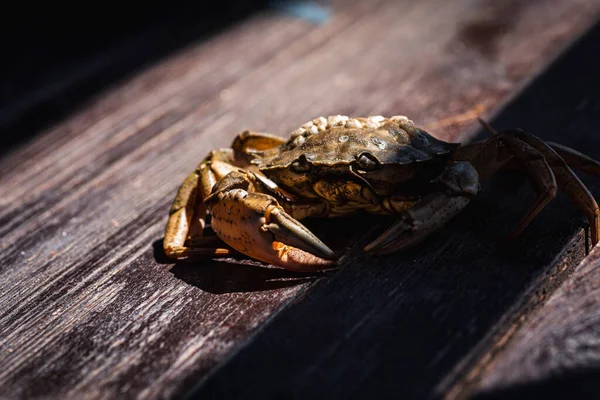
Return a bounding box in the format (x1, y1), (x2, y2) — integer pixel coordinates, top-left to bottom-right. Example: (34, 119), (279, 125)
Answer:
(291, 154), (311, 173)
(356, 152), (379, 171)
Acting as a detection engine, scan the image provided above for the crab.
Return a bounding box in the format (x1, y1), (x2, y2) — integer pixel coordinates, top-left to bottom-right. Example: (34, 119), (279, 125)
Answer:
(163, 115), (600, 271)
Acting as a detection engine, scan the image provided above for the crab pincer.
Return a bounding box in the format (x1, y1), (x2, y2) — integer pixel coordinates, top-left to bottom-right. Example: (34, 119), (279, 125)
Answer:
(365, 161), (480, 255)
(204, 170), (338, 271)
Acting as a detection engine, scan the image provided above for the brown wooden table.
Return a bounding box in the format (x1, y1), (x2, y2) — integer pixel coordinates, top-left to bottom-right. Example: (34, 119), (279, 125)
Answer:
(1, 1), (600, 398)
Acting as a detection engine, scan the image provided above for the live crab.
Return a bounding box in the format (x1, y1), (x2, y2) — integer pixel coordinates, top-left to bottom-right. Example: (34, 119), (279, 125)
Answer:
(163, 115), (600, 271)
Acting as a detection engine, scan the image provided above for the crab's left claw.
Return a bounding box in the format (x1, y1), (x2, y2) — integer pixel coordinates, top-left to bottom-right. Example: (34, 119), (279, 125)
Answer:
(364, 193), (473, 255)
(205, 172), (337, 271)
(365, 161), (479, 255)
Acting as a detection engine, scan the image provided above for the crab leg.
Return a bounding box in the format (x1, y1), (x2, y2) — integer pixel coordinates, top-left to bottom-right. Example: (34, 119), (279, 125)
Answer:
(231, 129), (287, 152)
(164, 131), (300, 262)
(547, 142), (600, 176)
(452, 135), (526, 181)
(489, 132), (559, 242)
(163, 155), (242, 259)
(364, 161), (480, 255)
(507, 130), (600, 245)
(204, 170), (337, 271)
(455, 130), (600, 245)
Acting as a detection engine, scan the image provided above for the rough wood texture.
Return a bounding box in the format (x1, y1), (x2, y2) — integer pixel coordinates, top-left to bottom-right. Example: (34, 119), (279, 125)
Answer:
(473, 246), (600, 399)
(472, 48), (600, 392)
(188, 19), (600, 400)
(0, 0), (598, 398)
(447, 23), (600, 399)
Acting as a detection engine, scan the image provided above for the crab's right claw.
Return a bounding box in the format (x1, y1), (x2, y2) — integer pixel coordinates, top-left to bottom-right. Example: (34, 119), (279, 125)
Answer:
(365, 161), (479, 255)
(205, 187), (337, 272)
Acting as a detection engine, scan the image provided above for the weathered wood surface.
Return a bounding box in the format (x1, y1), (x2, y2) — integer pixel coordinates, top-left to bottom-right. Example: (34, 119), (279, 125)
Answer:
(473, 246), (600, 399)
(0, 0), (599, 399)
(188, 19), (600, 400)
(470, 38), (600, 394)
(449, 22), (600, 399)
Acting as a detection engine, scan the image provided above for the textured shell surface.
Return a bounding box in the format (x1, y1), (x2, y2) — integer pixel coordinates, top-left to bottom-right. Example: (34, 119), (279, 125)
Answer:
(258, 115), (459, 170)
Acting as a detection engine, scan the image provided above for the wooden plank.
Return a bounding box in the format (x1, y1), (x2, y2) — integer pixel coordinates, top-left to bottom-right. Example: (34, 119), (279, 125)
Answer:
(188, 19), (600, 400)
(473, 246), (600, 399)
(446, 21), (600, 399)
(0, 0), (598, 399)
(470, 42), (600, 393)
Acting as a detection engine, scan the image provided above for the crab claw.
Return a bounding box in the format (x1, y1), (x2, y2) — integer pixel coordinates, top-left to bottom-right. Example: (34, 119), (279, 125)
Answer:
(365, 161), (478, 255)
(364, 193), (472, 255)
(205, 186), (337, 271)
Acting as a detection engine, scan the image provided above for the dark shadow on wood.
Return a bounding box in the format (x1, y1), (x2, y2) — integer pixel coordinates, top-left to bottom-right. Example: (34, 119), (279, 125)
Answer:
(0, 0), (270, 156)
(170, 261), (322, 294)
(152, 208), (385, 293)
(152, 239), (175, 265)
(1, 2), (597, 399)
(472, 241), (600, 396)
(153, 239), (323, 294)
(184, 21), (600, 400)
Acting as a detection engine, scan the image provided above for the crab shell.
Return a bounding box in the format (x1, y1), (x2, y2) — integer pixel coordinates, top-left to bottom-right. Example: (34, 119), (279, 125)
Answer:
(251, 116), (460, 202)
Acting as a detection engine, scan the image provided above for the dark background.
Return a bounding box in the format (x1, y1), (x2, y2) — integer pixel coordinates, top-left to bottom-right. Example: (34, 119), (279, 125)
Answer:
(0, 1), (269, 154)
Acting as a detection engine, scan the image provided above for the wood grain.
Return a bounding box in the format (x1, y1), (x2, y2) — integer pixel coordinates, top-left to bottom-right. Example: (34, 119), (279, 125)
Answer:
(444, 22), (600, 398)
(188, 18), (600, 400)
(0, 0), (598, 398)
(473, 246), (600, 398)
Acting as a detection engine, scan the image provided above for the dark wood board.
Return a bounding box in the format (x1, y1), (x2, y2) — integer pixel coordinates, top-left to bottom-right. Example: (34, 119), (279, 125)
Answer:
(188, 20), (600, 400)
(1, 0), (599, 399)
(473, 245), (600, 399)
(447, 20), (600, 398)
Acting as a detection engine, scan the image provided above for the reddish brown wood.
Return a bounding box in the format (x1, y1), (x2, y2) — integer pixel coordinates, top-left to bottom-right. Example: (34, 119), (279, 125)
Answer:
(0, 0), (598, 398)
(184, 21), (600, 397)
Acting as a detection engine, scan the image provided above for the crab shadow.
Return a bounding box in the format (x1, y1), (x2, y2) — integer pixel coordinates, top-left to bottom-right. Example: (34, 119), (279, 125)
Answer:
(152, 239), (326, 294)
